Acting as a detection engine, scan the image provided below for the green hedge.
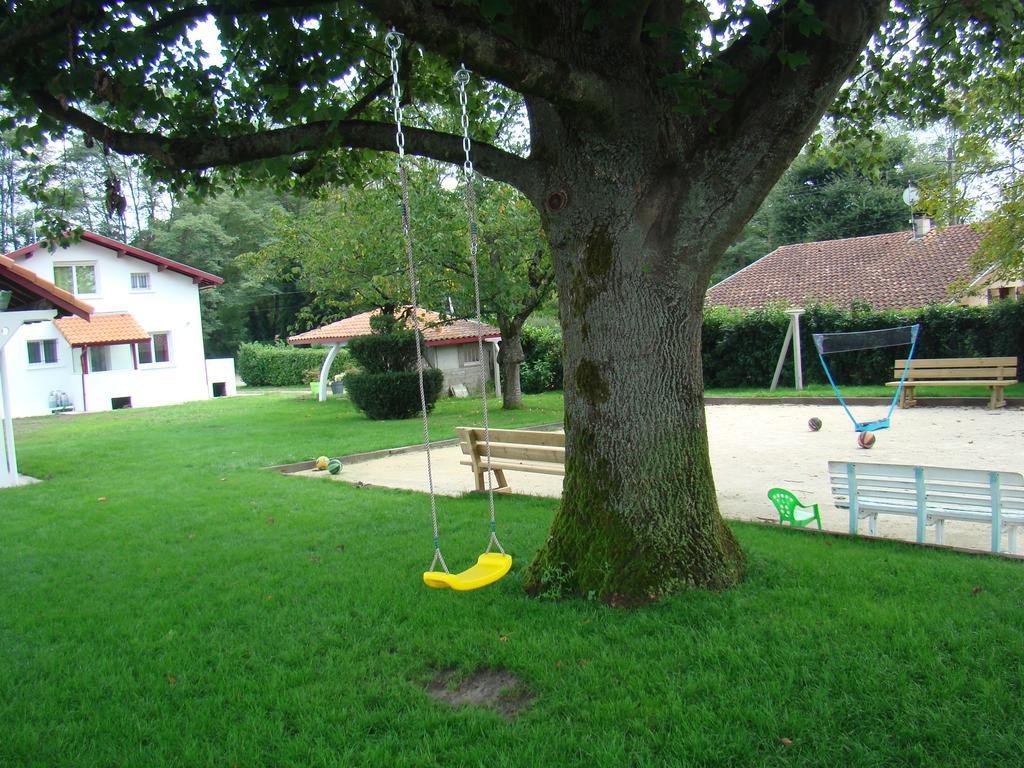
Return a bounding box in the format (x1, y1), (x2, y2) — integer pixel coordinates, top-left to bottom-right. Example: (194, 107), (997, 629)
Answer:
(516, 301), (1024, 391)
(703, 301), (1024, 388)
(237, 342), (351, 387)
(521, 325), (564, 394)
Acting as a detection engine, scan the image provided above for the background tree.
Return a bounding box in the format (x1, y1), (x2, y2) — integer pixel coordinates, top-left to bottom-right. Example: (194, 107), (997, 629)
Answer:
(145, 189), (310, 356)
(1, 128), (163, 251)
(2, 1), (1020, 600)
(913, 60), (1024, 278)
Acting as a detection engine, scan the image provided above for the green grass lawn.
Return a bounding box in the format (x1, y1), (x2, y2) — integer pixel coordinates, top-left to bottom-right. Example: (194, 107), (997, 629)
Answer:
(707, 382), (1024, 399)
(2, 392), (1023, 766)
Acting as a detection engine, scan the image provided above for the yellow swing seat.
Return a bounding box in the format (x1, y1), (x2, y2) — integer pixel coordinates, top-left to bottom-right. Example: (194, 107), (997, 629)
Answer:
(423, 552), (512, 591)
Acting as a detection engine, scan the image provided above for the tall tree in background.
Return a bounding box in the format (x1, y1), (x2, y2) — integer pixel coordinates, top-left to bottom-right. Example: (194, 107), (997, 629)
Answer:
(146, 189), (309, 357)
(0, 128), (162, 251)
(2, 1), (1020, 599)
(915, 60), (1024, 278)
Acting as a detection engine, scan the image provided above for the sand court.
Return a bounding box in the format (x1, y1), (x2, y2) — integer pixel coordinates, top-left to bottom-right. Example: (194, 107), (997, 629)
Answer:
(299, 403), (1024, 553)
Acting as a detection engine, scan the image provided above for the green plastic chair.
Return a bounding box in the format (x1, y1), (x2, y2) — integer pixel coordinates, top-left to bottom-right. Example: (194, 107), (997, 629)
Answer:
(767, 487), (822, 529)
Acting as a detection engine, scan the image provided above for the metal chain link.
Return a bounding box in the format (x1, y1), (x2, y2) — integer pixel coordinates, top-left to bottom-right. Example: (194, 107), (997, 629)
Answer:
(387, 30), (447, 575)
(455, 65), (504, 555)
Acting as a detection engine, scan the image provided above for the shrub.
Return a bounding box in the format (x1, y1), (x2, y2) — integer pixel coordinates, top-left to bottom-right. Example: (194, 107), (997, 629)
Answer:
(346, 330), (418, 372)
(236, 342), (351, 387)
(345, 328), (445, 419)
(346, 369), (445, 420)
(520, 325), (564, 393)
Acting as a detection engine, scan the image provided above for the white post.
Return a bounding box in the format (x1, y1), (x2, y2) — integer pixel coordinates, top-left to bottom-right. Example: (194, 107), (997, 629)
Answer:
(770, 324), (793, 391)
(788, 308), (805, 391)
(771, 308), (806, 391)
(0, 347), (16, 486)
(490, 340), (502, 399)
(317, 343), (341, 402)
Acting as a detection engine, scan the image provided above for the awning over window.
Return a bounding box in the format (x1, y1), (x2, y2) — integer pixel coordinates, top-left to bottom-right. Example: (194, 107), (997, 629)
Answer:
(54, 313), (150, 347)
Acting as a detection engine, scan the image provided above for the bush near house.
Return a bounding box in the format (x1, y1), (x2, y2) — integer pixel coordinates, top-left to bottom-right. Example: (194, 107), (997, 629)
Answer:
(345, 331), (444, 419)
(236, 342), (351, 387)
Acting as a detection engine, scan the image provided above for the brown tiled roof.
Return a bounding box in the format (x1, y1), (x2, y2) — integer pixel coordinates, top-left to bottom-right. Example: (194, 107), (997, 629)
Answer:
(6, 231), (224, 288)
(705, 224), (984, 310)
(0, 254), (93, 318)
(54, 313), (150, 347)
(289, 307), (500, 347)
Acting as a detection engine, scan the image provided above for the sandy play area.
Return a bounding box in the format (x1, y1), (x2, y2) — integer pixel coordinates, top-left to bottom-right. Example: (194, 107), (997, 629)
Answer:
(298, 403), (1024, 553)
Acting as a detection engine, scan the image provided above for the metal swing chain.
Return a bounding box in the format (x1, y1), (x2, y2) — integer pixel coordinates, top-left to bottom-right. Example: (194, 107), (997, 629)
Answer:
(386, 30), (448, 574)
(455, 65), (504, 556)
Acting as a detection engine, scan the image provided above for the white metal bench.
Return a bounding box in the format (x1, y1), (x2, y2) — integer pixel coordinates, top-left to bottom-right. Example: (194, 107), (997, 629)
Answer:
(827, 461), (1024, 553)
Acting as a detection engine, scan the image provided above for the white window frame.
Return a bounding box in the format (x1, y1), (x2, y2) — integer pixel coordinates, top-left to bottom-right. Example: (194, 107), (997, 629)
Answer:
(26, 339), (59, 367)
(136, 332), (172, 366)
(53, 262), (99, 296)
(130, 272), (152, 292)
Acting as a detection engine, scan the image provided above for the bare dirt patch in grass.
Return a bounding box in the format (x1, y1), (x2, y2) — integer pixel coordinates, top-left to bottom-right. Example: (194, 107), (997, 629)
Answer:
(426, 668), (532, 720)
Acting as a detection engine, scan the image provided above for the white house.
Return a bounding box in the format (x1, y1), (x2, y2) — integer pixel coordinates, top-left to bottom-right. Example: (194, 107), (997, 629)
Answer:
(289, 307), (502, 401)
(2, 231), (236, 418)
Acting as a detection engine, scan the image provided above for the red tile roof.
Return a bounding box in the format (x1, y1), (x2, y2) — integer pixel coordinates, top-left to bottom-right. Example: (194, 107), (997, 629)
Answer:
(705, 224), (984, 310)
(6, 231), (224, 288)
(289, 307), (500, 347)
(0, 254), (93, 318)
(54, 313), (150, 347)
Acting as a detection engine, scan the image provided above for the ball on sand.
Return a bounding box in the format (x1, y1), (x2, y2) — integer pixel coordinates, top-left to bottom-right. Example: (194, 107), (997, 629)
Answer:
(857, 431), (876, 449)
(315, 455), (329, 471)
(328, 458), (342, 475)
(808, 417), (823, 432)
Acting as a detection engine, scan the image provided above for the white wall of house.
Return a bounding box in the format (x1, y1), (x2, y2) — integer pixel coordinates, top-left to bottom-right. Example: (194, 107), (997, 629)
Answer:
(6, 240), (214, 417)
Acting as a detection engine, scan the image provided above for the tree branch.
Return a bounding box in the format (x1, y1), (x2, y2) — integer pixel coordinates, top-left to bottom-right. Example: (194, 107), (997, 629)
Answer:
(680, 0), (890, 258)
(28, 89), (541, 197)
(0, 0), (332, 69)
(360, 0), (616, 115)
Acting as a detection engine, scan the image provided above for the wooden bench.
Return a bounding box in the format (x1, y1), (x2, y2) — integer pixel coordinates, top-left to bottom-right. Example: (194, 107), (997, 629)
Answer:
(456, 427), (564, 493)
(886, 356), (1017, 409)
(827, 460), (1024, 553)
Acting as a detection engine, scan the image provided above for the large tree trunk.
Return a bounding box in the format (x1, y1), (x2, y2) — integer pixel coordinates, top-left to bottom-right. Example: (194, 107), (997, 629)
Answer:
(497, 324), (525, 409)
(524, 149), (746, 599)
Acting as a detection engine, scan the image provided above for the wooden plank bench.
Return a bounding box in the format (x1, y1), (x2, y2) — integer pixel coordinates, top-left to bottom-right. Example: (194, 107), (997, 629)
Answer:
(456, 427), (564, 493)
(827, 460), (1024, 553)
(886, 356), (1017, 409)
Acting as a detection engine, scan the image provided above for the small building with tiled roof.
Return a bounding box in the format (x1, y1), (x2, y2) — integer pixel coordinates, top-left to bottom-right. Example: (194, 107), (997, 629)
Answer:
(289, 307), (502, 400)
(706, 223), (1021, 310)
(3, 232), (236, 418)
